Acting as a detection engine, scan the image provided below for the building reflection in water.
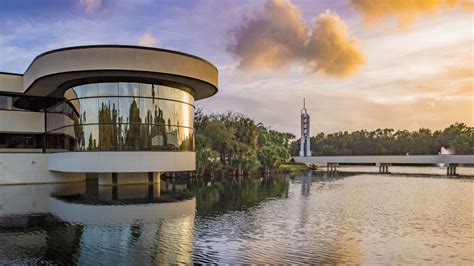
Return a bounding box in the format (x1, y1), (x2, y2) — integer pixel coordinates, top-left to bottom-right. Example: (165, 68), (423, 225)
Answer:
(0, 180), (196, 264)
(0, 174), (364, 264)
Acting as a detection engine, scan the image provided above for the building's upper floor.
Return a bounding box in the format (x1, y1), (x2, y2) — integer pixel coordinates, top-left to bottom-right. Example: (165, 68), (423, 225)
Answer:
(0, 45), (218, 154)
(0, 45), (218, 100)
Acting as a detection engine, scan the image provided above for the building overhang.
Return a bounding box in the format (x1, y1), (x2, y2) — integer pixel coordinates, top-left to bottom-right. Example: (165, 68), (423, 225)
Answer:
(0, 45), (218, 100)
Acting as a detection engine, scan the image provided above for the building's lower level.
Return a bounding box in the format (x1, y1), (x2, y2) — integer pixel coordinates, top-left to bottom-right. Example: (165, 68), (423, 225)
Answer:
(0, 152), (195, 185)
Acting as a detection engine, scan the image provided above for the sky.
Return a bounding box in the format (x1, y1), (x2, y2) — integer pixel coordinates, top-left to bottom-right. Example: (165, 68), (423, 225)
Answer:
(0, 0), (472, 135)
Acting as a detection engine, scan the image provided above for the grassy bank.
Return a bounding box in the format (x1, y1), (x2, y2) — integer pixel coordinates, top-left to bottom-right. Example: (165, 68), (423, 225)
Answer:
(279, 162), (309, 173)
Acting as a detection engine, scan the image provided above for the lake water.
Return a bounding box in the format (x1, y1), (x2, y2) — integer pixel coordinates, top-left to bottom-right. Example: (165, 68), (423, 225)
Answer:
(0, 170), (473, 264)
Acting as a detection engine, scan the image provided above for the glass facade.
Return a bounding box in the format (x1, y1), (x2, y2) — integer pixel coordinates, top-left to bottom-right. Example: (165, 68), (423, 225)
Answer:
(0, 94), (60, 152)
(0, 94), (60, 112)
(0, 133), (43, 150)
(46, 82), (195, 152)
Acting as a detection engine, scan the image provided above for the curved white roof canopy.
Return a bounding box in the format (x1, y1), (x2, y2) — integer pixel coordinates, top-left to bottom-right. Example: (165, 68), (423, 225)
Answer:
(0, 45), (218, 100)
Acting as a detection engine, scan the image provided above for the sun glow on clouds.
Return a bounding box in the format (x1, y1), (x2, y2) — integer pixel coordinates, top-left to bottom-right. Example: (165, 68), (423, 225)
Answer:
(351, 0), (474, 27)
(228, 0), (366, 77)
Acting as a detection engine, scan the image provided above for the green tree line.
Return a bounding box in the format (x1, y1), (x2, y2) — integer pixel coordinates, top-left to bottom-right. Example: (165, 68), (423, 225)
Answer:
(289, 123), (473, 156)
(195, 109), (294, 177)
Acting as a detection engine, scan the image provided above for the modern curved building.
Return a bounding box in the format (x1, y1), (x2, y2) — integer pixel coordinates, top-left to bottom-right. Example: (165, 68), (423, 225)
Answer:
(0, 45), (218, 185)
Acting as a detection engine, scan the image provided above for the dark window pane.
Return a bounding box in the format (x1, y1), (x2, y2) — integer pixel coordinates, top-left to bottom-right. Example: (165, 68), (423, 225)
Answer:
(0, 133), (43, 151)
(0, 96), (12, 110)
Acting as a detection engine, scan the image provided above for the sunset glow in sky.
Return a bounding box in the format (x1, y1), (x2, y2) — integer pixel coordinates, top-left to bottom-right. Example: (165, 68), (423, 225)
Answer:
(0, 0), (472, 135)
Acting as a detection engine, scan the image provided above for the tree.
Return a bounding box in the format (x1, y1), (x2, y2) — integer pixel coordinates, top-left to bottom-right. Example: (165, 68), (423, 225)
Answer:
(291, 123), (473, 156)
(194, 109), (293, 177)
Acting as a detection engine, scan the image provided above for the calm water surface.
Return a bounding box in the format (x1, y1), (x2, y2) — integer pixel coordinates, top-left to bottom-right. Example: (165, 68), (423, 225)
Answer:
(0, 170), (473, 264)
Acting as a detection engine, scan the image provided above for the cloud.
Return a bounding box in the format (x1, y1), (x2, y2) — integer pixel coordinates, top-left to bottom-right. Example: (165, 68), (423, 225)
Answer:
(77, 0), (102, 15)
(137, 33), (159, 47)
(306, 11), (366, 77)
(350, 0), (474, 27)
(228, 0), (306, 71)
(228, 0), (365, 77)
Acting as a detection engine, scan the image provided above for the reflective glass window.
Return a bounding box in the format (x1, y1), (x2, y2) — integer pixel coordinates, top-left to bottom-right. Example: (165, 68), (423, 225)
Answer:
(97, 124), (118, 151)
(98, 97), (119, 124)
(122, 123), (141, 150)
(139, 83), (155, 98)
(166, 126), (179, 150)
(83, 125), (99, 151)
(160, 100), (175, 126)
(150, 125), (166, 151)
(119, 97), (140, 124)
(179, 127), (194, 151)
(46, 82), (194, 152)
(98, 83), (118, 97)
(78, 98), (98, 124)
(175, 102), (193, 128)
(119, 82), (140, 97)
(64, 86), (82, 100)
(159, 86), (175, 100)
(68, 100), (81, 122)
(81, 83), (99, 97)
(139, 98), (153, 124)
(175, 89), (194, 104)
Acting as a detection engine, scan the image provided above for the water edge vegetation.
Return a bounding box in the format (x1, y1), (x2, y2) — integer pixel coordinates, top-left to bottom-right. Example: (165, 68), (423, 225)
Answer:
(194, 109), (473, 177)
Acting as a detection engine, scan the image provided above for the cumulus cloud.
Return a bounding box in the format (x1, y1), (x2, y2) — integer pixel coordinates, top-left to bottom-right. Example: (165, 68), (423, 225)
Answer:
(77, 0), (102, 15)
(137, 33), (158, 47)
(306, 11), (366, 77)
(228, 0), (306, 71)
(351, 0), (474, 27)
(228, 0), (365, 77)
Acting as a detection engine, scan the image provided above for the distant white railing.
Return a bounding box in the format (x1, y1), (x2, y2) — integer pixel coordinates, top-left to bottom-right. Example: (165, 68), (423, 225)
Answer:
(294, 155), (474, 165)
